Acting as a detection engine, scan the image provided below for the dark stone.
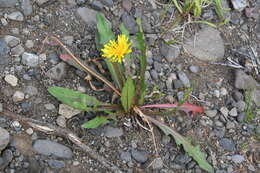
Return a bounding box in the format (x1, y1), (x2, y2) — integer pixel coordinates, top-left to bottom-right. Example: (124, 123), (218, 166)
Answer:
(131, 149), (148, 163)
(219, 138), (236, 152)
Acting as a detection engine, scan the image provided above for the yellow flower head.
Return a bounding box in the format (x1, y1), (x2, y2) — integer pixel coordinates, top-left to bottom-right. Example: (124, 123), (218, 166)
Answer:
(101, 34), (132, 63)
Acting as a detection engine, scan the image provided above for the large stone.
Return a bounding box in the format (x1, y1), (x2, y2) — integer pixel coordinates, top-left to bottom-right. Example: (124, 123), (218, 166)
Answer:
(121, 13), (138, 34)
(76, 7), (111, 28)
(33, 140), (73, 159)
(21, 0), (33, 16)
(231, 0), (247, 12)
(46, 62), (67, 81)
(0, 0), (17, 7)
(234, 70), (258, 90)
(0, 40), (10, 66)
(160, 42), (180, 62)
(0, 127), (10, 153)
(22, 52), (39, 67)
(4, 35), (20, 48)
(183, 27), (224, 61)
(7, 11), (24, 21)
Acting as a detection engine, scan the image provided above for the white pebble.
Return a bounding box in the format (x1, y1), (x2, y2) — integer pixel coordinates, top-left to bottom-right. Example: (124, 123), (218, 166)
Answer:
(5, 74), (18, 87)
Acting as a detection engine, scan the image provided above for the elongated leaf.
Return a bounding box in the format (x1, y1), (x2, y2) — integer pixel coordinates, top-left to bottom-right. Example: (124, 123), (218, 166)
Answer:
(135, 18), (147, 105)
(96, 13), (115, 46)
(146, 115), (214, 173)
(142, 102), (204, 117)
(48, 87), (105, 111)
(121, 77), (135, 111)
(82, 116), (109, 128)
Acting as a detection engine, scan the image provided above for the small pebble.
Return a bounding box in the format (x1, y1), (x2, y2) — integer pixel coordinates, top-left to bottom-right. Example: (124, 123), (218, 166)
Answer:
(205, 110), (217, 118)
(220, 107), (229, 117)
(5, 75), (18, 87)
(220, 88), (228, 96)
(189, 65), (199, 73)
(26, 128), (34, 135)
(229, 107), (238, 117)
(13, 91), (25, 102)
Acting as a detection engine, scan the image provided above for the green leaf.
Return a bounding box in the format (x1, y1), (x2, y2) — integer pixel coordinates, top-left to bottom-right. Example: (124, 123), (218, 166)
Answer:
(96, 13), (115, 46)
(146, 116), (214, 173)
(121, 77), (135, 112)
(48, 87), (105, 111)
(119, 23), (130, 38)
(135, 17), (147, 105)
(82, 116), (109, 128)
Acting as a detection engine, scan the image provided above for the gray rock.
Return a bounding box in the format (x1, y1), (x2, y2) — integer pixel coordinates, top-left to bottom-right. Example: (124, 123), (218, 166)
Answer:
(46, 62), (67, 81)
(235, 100), (246, 112)
(58, 104), (81, 119)
(77, 7), (110, 28)
(229, 107), (238, 117)
(0, 103), (3, 112)
(189, 65), (200, 73)
(0, 149), (13, 170)
(256, 126), (260, 136)
(131, 149), (148, 163)
(13, 91), (25, 102)
(159, 43), (180, 62)
(8, 11), (24, 21)
(178, 71), (191, 88)
(231, 0), (247, 11)
(103, 126), (123, 137)
(36, 0), (50, 6)
(4, 35), (20, 48)
(56, 116), (66, 127)
(100, 0), (113, 7)
(214, 89), (220, 98)
(11, 44), (25, 56)
(25, 40), (34, 49)
(44, 103), (56, 110)
(213, 128), (225, 138)
(33, 140), (73, 159)
(247, 164), (256, 172)
(150, 69), (158, 80)
(91, 0), (104, 10)
(47, 160), (65, 169)
(220, 88), (228, 96)
(120, 151), (132, 162)
(234, 70), (258, 90)
(175, 154), (192, 164)
(215, 120), (224, 127)
(183, 27), (224, 61)
(205, 110), (217, 118)
(0, 0), (17, 7)
(4, 75), (18, 87)
(231, 154), (245, 163)
(0, 127), (10, 153)
(22, 52), (39, 67)
(0, 40), (10, 67)
(232, 90), (244, 101)
(220, 107), (229, 117)
(121, 13), (138, 34)
(173, 80), (184, 89)
(226, 121), (235, 129)
(219, 138), (235, 152)
(21, 0), (33, 16)
(251, 89), (260, 107)
(152, 157), (163, 170)
(24, 85), (38, 97)
(237, 112), (245, 123)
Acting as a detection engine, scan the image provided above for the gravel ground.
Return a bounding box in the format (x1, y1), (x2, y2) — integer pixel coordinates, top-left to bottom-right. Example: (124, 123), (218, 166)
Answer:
(0, 0), (259, 173)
